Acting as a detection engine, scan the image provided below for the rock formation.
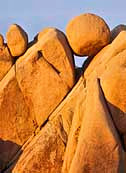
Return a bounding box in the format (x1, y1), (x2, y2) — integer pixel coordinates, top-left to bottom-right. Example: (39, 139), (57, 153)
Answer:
(0, 13), (126, 173)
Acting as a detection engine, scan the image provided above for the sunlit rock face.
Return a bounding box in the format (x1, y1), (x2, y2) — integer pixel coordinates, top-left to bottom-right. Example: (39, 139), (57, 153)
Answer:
(1, 13), (126, 173)
(66, 13), (110, 56)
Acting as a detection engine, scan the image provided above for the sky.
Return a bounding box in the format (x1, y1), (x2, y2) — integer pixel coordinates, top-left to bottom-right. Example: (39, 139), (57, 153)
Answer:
(0, 0), (126, 66)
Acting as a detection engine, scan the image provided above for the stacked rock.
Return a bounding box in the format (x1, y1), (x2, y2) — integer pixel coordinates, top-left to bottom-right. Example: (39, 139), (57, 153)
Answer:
(0, 13), (126, 173)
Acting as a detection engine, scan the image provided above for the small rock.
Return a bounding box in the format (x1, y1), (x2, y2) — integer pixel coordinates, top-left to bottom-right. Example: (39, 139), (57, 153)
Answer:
(6, 24), (28, 57)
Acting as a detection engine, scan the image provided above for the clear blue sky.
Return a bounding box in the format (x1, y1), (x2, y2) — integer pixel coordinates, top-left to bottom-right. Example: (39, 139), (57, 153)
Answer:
(0, 0), (126, 66)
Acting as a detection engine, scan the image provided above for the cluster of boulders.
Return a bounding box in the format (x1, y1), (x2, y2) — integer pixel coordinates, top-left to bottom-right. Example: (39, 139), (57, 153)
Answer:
(0, 13), (126, 173)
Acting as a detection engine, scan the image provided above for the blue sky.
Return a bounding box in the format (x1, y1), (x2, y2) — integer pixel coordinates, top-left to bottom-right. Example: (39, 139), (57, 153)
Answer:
(0, 0), (126, 66)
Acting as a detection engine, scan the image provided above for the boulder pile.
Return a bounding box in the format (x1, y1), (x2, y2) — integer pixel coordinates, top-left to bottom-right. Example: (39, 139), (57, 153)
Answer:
(0, 13), (126, 173)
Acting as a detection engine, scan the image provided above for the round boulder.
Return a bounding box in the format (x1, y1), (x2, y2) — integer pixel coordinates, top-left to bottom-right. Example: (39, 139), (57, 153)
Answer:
(6, 24), (28, 57)
(66, 13), (110, 56)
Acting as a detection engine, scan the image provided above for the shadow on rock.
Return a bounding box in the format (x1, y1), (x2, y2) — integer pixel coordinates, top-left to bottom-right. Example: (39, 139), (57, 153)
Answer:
(0, 139), (22, 173)
(106, 102), (126, 151)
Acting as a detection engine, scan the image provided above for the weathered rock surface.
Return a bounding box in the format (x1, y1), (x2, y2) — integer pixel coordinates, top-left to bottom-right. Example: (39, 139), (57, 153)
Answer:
(100, 49), (126, 134)
(62, 79), (86, 173)
(5, 76), (85, 173)
(6, 24), (28, 57)
(66, 13), (110, 56)
(84, 31), (126, 135)
(68, 78), (126, 173)
(0, 66), (37, 171)
(16, 28), (75, 126)
(12, 120), (66, 173)
(49, 76), (86, 136)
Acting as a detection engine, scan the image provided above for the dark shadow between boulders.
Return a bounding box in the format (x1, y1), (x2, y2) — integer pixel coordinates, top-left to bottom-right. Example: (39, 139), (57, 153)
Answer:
(0, 139), (22, 173)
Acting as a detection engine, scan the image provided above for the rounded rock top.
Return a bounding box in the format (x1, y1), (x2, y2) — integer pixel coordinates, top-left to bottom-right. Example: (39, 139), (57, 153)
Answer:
(66, 13), (110, 57)
(6, 24), (28, 57)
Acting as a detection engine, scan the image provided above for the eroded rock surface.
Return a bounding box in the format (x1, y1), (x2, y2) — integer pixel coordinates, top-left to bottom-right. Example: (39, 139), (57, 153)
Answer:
(16, 28), (75, 126)
(0, 66), (37, 171)
(84, 31), (126, 136)
(68, 78), (125, 173)
(5, 76), (85, 173)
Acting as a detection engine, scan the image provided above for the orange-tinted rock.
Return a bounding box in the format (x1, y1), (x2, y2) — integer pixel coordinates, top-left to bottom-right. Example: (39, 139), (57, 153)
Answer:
(0, 66), (37, 170)
(6, 24), (28, 57)
(62, 79), (86, 173)
(84, 31), (126, 79)
(0, 44), (13, 81)
(84, 44), (110, 78)
(0, 34), (4, 46)
(5, 76), (86, 173)
(84, 31), (126, 135)
(1, 15), (126, 173)
(37, 27), (54, 41)
(111, 24), (126, 42)
(100, 49), (126, 134)
(68, 78), (125, 173)
(49, 76), (86, 136)
(16, 28), (75, 126)
(12, 113), (66, 173)
(66, 13), (110, 56)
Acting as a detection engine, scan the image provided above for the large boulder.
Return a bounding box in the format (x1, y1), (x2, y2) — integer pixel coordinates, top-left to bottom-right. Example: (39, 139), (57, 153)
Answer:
(6, 24), (28, 57)
(100, 49), (126, 134)
(68, 78), (125, 173)
(66, 13), (110, 56)
(0, 66), (37, 171)
(16, 28), (75, 126)
(84, 31), (126, 135)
